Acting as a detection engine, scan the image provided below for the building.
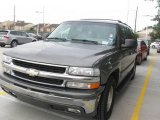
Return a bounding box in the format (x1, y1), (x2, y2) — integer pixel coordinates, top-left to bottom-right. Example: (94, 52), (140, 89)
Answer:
(32, 23), (59, 33)
(47, 24), (59, 32)
(137, 28), (153, 39)
(23, 23), (34, 31)
(0, 22), (2, 30)
(0, 21), (14, 30)
(14, 21), (33, 31)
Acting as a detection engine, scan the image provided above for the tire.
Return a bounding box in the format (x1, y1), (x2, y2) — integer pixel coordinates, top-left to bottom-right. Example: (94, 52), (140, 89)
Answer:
(131, 63), (136, 80)
(147, 50), (150, 55)
(137, 55), (142, 65)
(144, 54), (147, 61)
(97, 76), (116, 120)
(11, 40), (18, 48)
(152, 45), (155, 49)
(0, 44), (5, 47)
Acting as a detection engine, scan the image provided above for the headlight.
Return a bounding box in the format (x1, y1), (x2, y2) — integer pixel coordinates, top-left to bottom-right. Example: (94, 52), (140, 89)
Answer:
(66, 82), (100, 89)
(68, 67), (100, 76)
(2, 54), (12, 64)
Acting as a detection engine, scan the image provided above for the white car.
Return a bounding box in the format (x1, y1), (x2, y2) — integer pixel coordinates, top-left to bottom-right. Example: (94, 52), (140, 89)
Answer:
(150, 42), (160, 48)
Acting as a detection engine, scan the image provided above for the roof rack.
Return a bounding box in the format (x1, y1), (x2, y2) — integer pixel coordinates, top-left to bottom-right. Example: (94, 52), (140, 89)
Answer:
(81, 19), (131, 28)
(81, 19), (122, 23)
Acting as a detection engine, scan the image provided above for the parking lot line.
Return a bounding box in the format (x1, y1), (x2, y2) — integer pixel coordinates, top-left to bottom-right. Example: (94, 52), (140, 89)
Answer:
(0, 91), (6, 95)
(130, 52), (156, 120)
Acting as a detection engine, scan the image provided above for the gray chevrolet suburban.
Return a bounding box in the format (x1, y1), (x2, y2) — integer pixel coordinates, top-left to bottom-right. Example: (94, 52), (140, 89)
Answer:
(0, 19), (137, 120)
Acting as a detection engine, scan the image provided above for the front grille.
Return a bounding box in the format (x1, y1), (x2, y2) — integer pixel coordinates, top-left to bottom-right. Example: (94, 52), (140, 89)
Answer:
(12, 59), (66, 74)
(13, 71), (64, 87)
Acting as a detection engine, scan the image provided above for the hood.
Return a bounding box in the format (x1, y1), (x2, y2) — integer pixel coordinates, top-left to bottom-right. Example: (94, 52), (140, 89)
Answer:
(4, 41), (115, 67)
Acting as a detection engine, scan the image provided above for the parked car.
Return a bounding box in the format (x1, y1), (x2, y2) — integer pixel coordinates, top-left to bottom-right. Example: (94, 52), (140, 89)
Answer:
(157, 44), (160, 53)
(142, 39), (151, 55)
(0, 30), (37, 47)
(136, 40), (148, 65)
(150, 42), (160, 49)
(27, 33), (42, 40)
(42, 32), (51, 40)
(0, 19), (137, 120)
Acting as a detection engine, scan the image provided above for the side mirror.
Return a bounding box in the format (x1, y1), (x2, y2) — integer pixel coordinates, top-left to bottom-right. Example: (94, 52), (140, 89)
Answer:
(122, 39), (137, 48)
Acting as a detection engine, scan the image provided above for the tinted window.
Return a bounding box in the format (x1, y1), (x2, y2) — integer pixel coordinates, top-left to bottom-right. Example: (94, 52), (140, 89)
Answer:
(120, 26), (127, 43)
(10, 31), (18, 35)
(126, 28), (134, 39)
(120, 26), (133, 44)
(21, 32), (27, 37)
(0, 31), (8, 35)
(16, 31), (22, 36)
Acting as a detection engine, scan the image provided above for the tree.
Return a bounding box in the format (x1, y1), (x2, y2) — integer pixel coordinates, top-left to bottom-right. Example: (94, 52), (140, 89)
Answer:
(148, 0), (160, 40)
(149, 23), (160, 40)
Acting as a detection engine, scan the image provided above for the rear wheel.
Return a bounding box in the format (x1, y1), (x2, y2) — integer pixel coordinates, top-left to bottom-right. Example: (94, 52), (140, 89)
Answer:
(97, 76), (116, 120)
(0, 44), (5, 47)
(137, 55), (142, 65)
(11, 40), (18, 48)
(144, 54), (147, 61)
(152, 45), (155, 49)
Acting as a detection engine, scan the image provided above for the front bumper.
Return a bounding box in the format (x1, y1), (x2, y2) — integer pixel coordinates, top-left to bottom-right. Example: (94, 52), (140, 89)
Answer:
(0, 72), (104, 116)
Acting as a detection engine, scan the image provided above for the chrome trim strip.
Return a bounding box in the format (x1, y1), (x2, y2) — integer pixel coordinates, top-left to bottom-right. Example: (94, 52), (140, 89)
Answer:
(13, 73), (65, 87)
(3, 62), (99, 83)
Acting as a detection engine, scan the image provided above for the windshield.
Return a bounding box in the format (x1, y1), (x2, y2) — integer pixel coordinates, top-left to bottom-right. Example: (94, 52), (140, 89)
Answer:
(48, 21), (117, 45)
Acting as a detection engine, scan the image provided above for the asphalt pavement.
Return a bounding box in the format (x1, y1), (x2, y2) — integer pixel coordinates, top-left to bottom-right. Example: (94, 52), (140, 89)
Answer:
(0, 47), (159, 120)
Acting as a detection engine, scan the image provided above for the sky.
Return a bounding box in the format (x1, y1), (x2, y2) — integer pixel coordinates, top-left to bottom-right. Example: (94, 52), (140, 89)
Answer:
(0, 0), (158, 31)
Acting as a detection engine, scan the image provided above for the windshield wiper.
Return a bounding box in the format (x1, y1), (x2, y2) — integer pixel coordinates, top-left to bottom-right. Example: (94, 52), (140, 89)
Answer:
(71, 38), (100, 45)
(47, 37), (67, 41)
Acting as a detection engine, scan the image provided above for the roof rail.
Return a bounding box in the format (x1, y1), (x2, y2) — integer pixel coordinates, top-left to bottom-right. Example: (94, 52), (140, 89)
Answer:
(81, 19), (122, 23)
(81, 19), (132, 28)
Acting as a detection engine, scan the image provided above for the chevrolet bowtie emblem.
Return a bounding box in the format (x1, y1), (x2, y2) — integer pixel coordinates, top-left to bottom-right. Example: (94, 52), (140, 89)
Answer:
(26, 69), (39, 77)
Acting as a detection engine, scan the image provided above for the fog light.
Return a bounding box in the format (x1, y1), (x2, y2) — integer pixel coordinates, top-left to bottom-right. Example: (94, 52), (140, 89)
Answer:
(3, 67), (12, 74)
(67, 108), (81, 114)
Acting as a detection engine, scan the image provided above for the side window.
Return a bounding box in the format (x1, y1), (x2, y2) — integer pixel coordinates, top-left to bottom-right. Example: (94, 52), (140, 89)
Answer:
(16, 32), (22, 36)
(120, 26), (126, 44)
(126, 28), (134, 39)
(10, 31), (17, 35)
(21, 32), (27, 37)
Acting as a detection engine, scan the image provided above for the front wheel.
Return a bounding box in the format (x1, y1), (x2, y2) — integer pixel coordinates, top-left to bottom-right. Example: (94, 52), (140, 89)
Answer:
(97, 76), (116, 120)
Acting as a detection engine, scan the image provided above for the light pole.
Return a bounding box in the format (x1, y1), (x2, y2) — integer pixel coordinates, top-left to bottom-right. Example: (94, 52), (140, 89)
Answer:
(134, 6), (138, 32)
(126, 0), (130, 24)
(35, 11), (43, 35)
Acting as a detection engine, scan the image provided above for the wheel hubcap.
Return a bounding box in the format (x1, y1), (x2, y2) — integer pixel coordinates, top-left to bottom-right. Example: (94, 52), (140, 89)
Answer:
(107, 86), (113, 112)
(13, 42), (17, 47)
